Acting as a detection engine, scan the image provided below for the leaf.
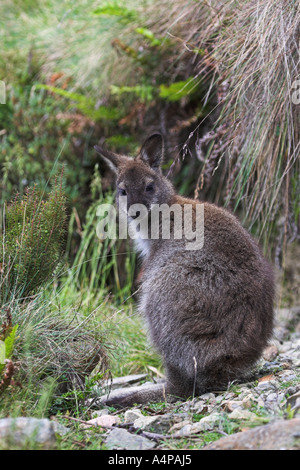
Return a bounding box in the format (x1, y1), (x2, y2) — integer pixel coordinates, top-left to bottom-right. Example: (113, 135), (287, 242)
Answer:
(110, 84), (155, 103)
(159, 78), (200, 102)
(0, 341), (6, 375)
(258, 374), (275, 382)
(93, 4), (137, 23)
(36, 85), (121, 121)
(0, 341), (5, 365)
(4, 324), (18, 359)
(135, 28), (162, 47)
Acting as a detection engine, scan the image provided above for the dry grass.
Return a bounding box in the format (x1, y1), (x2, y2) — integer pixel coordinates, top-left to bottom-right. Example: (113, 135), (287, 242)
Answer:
(160, 0), (299, 252)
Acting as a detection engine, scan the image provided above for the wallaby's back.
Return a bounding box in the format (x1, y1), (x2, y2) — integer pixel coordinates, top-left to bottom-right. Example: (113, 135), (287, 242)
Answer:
(139, 197), (274, 397)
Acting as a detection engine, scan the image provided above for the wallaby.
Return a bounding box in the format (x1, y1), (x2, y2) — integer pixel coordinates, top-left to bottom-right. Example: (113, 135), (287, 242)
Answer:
(94, 134), (275, 407)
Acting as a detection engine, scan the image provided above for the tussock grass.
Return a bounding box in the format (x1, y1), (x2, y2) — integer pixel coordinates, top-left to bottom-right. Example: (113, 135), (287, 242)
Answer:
(0, 285), (109, 397)
(166, 0), (300, 249)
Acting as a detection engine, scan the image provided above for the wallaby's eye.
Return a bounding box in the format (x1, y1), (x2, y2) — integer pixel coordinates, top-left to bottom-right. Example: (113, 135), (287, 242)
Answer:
(118, 187), (127, 196)
(145, 183), (154, 193)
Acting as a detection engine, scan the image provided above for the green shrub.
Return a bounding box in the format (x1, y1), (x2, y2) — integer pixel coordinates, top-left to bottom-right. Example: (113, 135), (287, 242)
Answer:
(0, 310), (18, 395)
(0, 84), (93, 209)
(0, 175), (67, 303)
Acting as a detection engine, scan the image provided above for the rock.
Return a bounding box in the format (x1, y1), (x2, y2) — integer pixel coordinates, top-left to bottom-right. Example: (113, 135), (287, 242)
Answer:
(228, 409), (262, 423)
(80, 415), (120, 429)
(255, 377), (278, 391)
(171, 412), (223, 436)
(172, 423), (194, 437)
(0, 418), (56, 450)
(221, 400), (244, 413)
(133, 414), (181, 433)
(200, 392), (216, 402)
(195, 412), (223, 431)
(241, 394), (256, 409)
(132, 415), (157, 431)
(192, 400), (209, 414)
(204, 418), (300, 450)
(263, 344), (279, 361)
(98, 382), (164, 407)
(277, 369), (297, 382)
(169, 420), (192, 434)
(124, 408), (144, 423)
(105, 428), (156, 450)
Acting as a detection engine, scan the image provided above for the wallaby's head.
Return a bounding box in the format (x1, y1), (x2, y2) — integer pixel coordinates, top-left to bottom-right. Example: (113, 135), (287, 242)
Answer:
(94, 134), (174, 214)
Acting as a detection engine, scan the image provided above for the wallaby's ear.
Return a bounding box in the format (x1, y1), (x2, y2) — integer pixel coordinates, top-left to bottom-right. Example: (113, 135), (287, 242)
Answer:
(94, 145), (125, 174)
(139, 134), (164, 171)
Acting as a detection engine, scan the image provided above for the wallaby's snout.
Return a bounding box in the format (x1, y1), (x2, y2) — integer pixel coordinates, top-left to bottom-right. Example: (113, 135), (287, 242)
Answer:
(94, 133), (174, 214)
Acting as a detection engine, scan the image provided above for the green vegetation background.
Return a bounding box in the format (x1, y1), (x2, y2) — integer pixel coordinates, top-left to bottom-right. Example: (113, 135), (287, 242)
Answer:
(0, 0), (299, 445)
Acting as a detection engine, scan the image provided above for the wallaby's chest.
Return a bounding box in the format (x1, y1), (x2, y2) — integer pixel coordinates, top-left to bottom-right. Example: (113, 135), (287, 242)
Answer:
(134, 237), (151, 258)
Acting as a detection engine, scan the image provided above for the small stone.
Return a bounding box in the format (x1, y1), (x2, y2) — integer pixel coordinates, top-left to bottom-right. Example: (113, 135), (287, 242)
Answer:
(200, 392), (216, 402)
(256, 378), (278, 391)
(228, 409), (260, 422)
(281, 361), (294, 369)
(192, 400), (208, 414)
(263, 344), (279, 361)
(169, 420), (192, 434)
(80, 415), (120, 429)
(242, 395), (255, 409)
(195, 412), (223, 431)
(124, 408), (144, 423)
(221, 400), (244, 413)
(105, 428), (156, 450)
(276, 370), (297, 382)
(133, 415), (158, 431)
(172, 424), (193, 437)
(133, 414), (180, 433)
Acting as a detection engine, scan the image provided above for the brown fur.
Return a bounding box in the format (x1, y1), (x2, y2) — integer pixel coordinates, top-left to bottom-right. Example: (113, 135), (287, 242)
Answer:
(95, 134), (275, 406)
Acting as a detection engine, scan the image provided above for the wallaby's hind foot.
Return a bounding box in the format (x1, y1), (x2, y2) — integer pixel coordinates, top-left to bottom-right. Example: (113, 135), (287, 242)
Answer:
(99, 382), (180, 408)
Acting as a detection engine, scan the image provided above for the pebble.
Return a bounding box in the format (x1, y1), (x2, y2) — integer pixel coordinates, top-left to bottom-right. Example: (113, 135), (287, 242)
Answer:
(133, 414), (182, 433)
(79, 415), (120, 429)
(105, 428), (156, 450)
(195, 412), (223, 431)
(124, 408), (144, 423)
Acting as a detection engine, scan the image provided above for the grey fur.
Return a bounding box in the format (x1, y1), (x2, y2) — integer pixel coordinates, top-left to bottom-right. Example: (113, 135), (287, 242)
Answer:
(94, 135), (275, 407)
